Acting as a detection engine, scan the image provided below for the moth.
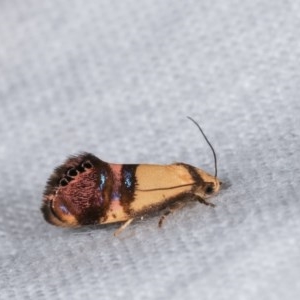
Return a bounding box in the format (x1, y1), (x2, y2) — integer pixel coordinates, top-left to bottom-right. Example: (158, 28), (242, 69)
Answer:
(41, 117), (221, 235)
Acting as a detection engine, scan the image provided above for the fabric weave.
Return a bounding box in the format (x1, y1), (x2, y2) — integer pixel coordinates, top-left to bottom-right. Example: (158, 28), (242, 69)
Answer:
(1, 1), (300, 299)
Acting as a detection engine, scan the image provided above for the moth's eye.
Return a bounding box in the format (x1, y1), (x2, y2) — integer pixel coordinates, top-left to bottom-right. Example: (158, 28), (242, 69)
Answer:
(82, 161), (93, 169)
(205, 185), (214, 195)
(67, 168), (78, 177)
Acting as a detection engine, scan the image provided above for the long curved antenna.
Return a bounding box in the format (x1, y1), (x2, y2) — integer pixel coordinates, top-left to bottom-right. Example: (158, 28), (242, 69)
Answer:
(187, 116), (218, 178)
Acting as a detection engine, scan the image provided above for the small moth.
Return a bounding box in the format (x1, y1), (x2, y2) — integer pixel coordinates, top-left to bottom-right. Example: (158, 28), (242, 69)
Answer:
(41, 117), (221, 235)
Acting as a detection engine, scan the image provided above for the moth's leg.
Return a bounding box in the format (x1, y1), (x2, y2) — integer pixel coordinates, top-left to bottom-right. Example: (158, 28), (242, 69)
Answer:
(193, 195), (215, 207)
(158, 211), (171, 228)
(158, 202), (185, 228)
(114, 218), (134, 236)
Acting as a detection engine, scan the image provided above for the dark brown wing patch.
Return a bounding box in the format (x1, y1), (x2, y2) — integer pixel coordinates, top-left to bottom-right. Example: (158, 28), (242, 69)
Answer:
(41, 153), (109, 226)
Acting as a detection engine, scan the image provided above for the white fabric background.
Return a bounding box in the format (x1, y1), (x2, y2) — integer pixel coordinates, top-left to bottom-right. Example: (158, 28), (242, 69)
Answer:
(1, 0), (300, 299)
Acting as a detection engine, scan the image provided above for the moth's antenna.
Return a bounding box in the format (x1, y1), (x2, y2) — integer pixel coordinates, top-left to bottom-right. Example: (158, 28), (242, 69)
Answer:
(187, 116), (218, 178)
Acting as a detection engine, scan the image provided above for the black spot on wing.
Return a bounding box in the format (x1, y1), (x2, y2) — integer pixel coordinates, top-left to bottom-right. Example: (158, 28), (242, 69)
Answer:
(120, 164), (138, 214)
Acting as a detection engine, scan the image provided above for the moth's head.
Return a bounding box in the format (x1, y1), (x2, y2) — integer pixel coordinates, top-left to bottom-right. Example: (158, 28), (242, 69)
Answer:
(41, 153), (109, 227)
(195, 169), (222, 199)
(202, 177), (222, 198)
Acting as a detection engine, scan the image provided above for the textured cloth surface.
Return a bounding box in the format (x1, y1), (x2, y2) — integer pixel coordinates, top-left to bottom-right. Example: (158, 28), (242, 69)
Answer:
(1, 1), (300, 299)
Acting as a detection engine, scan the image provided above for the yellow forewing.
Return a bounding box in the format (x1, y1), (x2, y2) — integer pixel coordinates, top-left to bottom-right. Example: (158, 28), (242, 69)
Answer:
(132, 164), (195, 212)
